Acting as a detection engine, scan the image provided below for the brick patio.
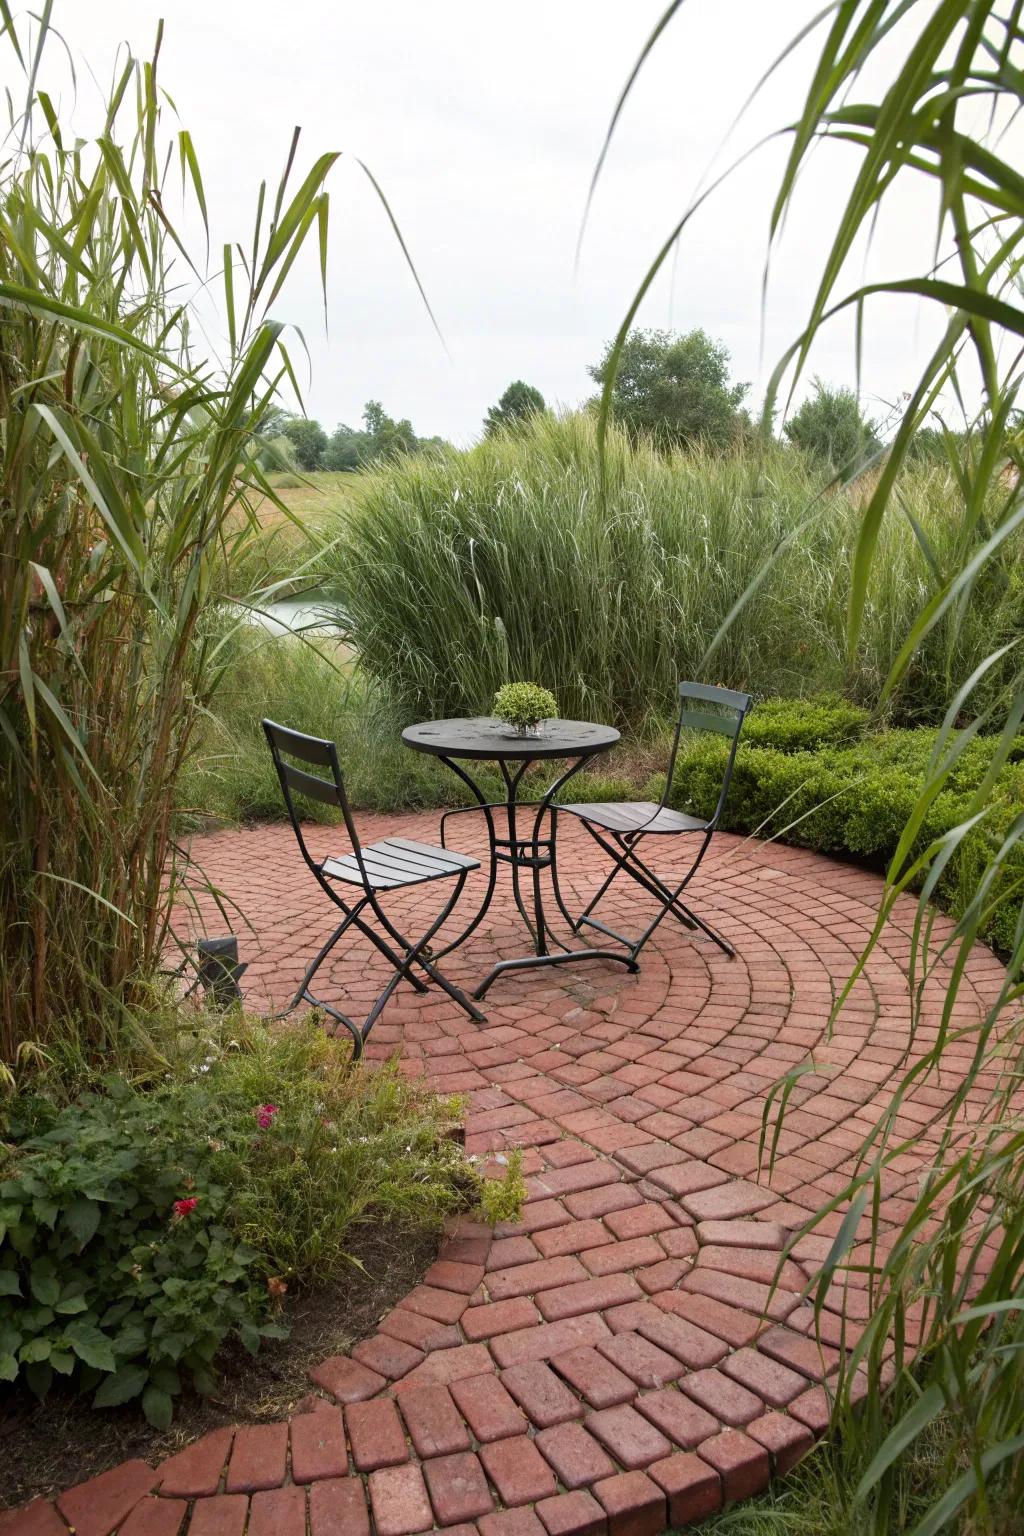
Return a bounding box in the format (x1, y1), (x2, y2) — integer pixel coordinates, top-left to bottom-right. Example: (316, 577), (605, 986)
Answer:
(2, 813), (1008, 1535)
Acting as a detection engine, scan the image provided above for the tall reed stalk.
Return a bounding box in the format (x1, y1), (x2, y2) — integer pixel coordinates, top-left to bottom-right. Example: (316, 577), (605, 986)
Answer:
(0, 15), (336, 1067)
(593, 3), (1024, 1529)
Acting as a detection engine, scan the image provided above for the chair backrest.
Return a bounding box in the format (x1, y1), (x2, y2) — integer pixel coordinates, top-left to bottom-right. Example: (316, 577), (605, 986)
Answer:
(262, 719), (369, 888)
(661, 682), (751, 826)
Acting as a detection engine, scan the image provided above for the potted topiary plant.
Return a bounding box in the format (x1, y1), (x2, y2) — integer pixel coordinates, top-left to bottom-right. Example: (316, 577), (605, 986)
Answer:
(493, 681), (559, 738)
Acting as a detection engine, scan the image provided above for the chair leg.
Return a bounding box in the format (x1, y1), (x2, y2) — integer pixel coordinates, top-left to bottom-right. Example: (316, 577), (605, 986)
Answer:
(276, 906), (361, 1021)
(573, 824), (732, 963)
(271, 905), (367, 1056)
(572, 826), (696, 937)
(620, 840), (733, 954)
(362, 871), (487, 1028)
(282, 871), (485, 1056)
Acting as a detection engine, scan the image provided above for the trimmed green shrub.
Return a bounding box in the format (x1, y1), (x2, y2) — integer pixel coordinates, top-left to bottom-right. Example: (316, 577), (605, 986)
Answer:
(740, 695), (869, 752)
(493, 682), (559, 729)
(667, 720), (1023, 953)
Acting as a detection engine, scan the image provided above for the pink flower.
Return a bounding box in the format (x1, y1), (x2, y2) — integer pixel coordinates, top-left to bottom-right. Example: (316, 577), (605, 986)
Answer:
(254, 1104), (280, 1130)
(172, 1197), (199, 1219)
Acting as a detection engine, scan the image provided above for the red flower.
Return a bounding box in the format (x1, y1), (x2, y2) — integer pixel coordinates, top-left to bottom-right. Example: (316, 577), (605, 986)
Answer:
(172, 1197), (199, 1219)
(254, 1103), (280, 1130)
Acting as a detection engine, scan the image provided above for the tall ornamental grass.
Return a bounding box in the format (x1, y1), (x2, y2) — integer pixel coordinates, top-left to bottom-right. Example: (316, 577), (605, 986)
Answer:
(0, 16), (336, 1068)
(597, 2), (1024, 1530)
(326, 411), (1019, 727)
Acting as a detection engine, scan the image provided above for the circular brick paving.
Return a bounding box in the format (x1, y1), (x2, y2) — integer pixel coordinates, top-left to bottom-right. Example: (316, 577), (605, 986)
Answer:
(3, 814), (1008, 1536)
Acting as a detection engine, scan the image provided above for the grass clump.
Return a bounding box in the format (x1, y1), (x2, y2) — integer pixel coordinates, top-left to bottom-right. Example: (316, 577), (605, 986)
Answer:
(0, 1013), (488, 1425)
(0, 16), (340, 1071)
(694, 1400), (1024, 1536)
(322, 412), (1022, 729)
(177, 629), (493, 824)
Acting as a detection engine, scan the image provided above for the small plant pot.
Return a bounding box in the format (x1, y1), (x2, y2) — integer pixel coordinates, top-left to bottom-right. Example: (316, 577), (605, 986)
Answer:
(500, 720), (544, 739)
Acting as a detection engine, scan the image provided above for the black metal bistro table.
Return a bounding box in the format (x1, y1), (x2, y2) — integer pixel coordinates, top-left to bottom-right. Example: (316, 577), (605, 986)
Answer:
(402, 716), (639, 1000)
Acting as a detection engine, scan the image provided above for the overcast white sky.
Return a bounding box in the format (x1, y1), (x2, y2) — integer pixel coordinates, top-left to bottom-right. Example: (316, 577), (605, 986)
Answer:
(45, 2), (969, 443)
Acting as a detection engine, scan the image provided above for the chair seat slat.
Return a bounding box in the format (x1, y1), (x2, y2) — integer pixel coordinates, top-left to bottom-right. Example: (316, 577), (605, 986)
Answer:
(564, 801), (708, 835)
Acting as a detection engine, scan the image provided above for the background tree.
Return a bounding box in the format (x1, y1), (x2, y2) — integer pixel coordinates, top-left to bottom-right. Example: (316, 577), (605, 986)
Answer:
(588, 327), (748, 450)
(783, 379), (881, 473)
(281, 416), (328, 471)
(362, 399), (418, 460)
(323, 423), (365, 472)
(321, 401), (444, 472)
(484, 380), (546, 436)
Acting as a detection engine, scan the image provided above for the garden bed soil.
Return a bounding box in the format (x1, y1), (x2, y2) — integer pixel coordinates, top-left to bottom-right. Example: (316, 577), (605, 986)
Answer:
(0, 1222), (437, 1511)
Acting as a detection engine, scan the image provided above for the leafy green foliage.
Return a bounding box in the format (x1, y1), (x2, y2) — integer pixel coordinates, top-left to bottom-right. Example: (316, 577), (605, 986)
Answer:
(493, 682), (559, 728)
(740, 695), (870, 752)
(668, 715), (1024, 954)
(484, 381), (546, 437)
(784, 380), (881, 473)
(282, 417), (329, 471)
(0, 1081), (278, 1423)
(0, 19), (336, 1067)
(0, 1017), (487, 1422)
(588, 327), (749, 450)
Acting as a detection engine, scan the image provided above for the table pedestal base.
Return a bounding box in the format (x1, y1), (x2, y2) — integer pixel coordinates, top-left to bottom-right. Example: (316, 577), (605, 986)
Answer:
(472, 943), (639, 1001)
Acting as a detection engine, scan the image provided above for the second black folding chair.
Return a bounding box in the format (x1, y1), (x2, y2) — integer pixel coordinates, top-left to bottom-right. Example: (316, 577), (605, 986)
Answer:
(552, 682), (751, 964)
(263, 719), (485, 1056)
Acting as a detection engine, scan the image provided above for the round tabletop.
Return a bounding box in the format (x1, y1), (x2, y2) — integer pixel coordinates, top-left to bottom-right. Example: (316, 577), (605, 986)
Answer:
(402, 716), (620, 762)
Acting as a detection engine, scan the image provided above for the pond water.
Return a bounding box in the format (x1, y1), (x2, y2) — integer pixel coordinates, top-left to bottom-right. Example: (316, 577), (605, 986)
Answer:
(245, 590), (344, 635)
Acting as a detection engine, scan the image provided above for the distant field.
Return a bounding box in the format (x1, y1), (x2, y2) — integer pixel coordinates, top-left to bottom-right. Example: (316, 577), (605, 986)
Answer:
(250, 470), (361, 531)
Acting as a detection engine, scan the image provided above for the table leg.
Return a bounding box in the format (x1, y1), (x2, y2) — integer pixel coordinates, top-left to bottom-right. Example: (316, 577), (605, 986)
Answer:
(473, 752), (639, 1000)
(501, 758), (546, 953)
(427, 754), (500, 961)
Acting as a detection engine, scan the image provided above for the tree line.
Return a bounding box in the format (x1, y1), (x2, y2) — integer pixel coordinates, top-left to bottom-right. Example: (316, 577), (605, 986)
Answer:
(266, 328), (954, 478)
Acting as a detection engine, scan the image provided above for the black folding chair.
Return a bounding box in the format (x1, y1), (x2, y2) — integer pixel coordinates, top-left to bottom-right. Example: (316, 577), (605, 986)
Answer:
(263, 720), (485, 1056)
(552, 683), (751, 963)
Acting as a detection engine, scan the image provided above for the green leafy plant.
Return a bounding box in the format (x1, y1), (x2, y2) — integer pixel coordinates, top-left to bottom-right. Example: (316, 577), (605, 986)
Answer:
(588, 326), (749, 450)
(0, 1080), (280, 1427)
(0, 1016), (487, 1424)
(784, 379), (882, 474)
(493, 682), (559, 730)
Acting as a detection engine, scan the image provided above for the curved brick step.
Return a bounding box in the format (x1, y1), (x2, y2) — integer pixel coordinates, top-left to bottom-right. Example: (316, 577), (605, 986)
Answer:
(2, 818), (1008, 1535)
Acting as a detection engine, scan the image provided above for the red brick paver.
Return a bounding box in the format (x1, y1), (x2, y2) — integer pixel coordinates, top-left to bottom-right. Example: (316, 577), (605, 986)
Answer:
(5, 816), (1011, 1535)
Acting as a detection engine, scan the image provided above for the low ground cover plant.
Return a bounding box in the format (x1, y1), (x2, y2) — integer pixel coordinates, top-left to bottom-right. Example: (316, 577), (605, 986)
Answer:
(0, 1016), (493, 1426)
